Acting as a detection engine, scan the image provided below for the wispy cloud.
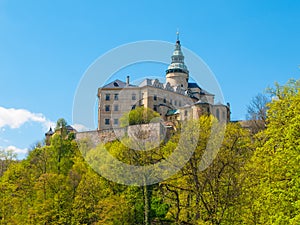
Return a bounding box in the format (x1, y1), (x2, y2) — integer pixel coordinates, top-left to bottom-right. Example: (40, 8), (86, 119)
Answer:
(3, 145), (28, 155)
(72, 123), (89, 132)
(0, 106), (55, 130)
(0, 145), (28, 160)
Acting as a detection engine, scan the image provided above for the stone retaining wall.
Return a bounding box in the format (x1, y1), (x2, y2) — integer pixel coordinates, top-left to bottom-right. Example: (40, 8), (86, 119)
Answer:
(76, 122), (171, 147)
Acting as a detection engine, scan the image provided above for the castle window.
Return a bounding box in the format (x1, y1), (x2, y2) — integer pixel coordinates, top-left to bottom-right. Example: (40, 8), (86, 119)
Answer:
(154, 95), (157, 101)
(114, 105), (119, 111)
(105, 94), (110, 101)
(114, 119), (118, 125)
(179, 101), (182, 107)
(132, 105), (136, 110)
(114, 93), (119, 100)
(184, 110), (188, 117)
(132, 93), (136, 100)
(163, 98), (166, 103)
(174, 100), (177, 106)
(105, 119), (110, 125)
(153, 105), (157, 111)
(216, 108), (220, 120)
(105, 105), (110, 112)
(170, 99), (172, 104)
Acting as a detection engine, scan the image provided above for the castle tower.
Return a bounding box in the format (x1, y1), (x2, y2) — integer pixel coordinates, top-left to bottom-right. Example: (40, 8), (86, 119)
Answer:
(166, 32), (189, 90)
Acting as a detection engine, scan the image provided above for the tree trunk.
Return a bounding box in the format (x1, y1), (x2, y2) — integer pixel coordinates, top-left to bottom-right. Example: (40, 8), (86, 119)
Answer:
(143, 183), (150, 225)
(143, 176), (154, 225)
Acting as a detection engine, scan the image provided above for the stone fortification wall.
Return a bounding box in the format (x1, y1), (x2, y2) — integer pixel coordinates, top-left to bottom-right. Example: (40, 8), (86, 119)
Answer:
(76, 122), (170, 147)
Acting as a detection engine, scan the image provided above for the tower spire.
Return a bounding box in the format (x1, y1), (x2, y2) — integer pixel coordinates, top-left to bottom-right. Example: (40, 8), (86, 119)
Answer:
(176, 29), (180, 41)
(165, 32), (189, 90)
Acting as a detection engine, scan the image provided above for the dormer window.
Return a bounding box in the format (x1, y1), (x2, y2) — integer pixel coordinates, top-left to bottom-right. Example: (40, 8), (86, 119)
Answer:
(113, 82), (119, 87)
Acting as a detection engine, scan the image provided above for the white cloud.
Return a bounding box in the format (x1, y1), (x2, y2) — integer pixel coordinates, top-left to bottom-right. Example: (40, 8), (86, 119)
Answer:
(72, 123), (90, 132)
(0, 106), (55, 131)
(3, 145), (28, 155)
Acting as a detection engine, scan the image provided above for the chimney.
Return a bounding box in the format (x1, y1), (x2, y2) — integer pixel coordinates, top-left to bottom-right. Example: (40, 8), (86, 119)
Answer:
(126, 76), (130, 85)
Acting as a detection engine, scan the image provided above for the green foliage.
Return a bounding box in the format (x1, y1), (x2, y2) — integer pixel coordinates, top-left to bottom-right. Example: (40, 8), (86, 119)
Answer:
(56, 118), (67, 130)
(239, 79), (300, 224)
(161, 117), (252, 224)
(151, 197), (169, 218)
(1, 82), (300, 225)
(0, 148), (17, 176)
(120, 106), (160, 127)
(0, 119), (143, 224)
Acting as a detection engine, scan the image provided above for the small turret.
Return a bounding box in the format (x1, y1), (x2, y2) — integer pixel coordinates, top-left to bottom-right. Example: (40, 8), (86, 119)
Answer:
(45, 127), (54, 145)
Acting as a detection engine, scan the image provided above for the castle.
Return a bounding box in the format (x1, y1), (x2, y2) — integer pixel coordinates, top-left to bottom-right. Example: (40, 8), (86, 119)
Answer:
(97, 35), (230, 131)
(47, 35), (230, 145)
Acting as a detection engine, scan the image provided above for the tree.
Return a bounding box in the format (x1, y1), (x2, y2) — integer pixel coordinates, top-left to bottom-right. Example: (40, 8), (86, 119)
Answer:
(160, 116), (252, 224)
(56, 118), (67, 131)
(0, 119), (82, 224)
(240, 79), (300, 224)
(246, 93), (270, 134)
(0, 148), (17, 176)
(120, 106), (160, 127)
(0, 161), (34, 224)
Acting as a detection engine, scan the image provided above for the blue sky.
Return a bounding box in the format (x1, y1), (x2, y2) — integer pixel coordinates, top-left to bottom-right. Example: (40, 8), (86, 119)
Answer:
(0, 0), (300, 159)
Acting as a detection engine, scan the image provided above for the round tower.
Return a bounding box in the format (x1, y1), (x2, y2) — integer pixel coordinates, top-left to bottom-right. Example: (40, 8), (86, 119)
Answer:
(166, 32), (189, 90)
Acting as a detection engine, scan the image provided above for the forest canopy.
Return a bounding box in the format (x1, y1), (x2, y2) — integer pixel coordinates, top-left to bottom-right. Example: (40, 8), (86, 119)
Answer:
(0, 79), (299, 224)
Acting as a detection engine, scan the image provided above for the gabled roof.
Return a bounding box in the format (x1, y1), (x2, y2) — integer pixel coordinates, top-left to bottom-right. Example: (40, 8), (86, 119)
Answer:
(66, 125), (77, 133)
(188, 82), (201, 89)
(139, 79), (152, 87)
(188, 82), (214, 96)
(102, 79), (137, 89)
(200, 89), (214, 96)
